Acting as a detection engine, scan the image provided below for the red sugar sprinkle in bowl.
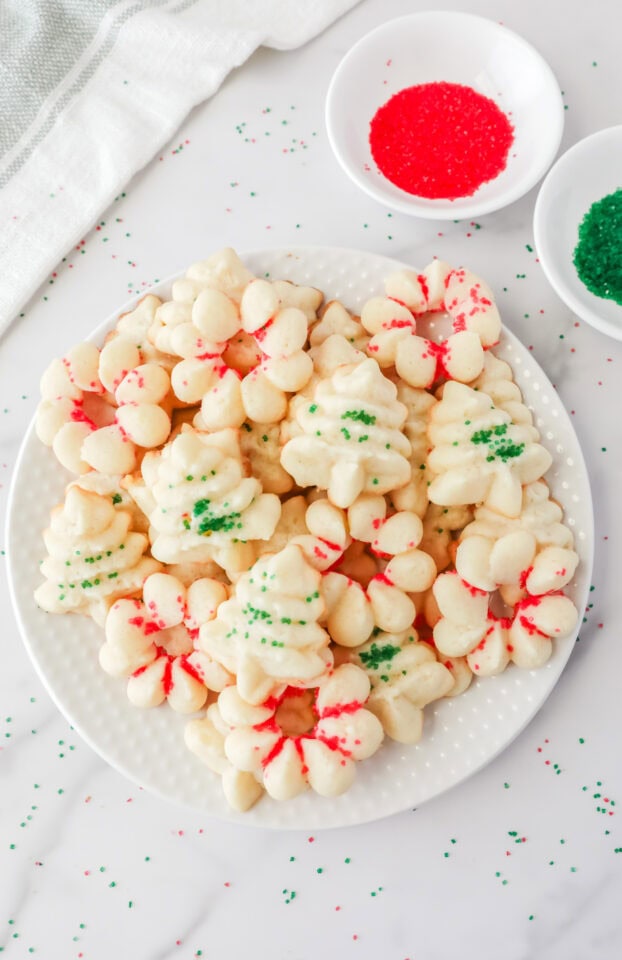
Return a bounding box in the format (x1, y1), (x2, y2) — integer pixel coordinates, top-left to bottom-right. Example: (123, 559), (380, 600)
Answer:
(326, 11), (564, 219)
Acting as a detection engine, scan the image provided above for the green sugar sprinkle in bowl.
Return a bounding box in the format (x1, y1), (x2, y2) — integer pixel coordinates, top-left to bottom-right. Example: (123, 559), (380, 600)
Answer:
(534, 125), (622, 341)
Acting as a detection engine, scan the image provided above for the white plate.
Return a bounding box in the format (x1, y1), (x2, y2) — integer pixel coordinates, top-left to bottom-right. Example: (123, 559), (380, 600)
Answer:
(534, 125), (622, 341)
(325, 11), (564, 219)
(7, 247), (593, 829)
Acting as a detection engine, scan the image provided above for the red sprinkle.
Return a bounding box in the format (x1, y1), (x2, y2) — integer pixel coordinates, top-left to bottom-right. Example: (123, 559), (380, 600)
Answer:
(369, 81), (514, 199)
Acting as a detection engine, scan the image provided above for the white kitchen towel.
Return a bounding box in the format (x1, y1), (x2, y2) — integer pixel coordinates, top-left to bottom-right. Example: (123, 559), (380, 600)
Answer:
(0, 0), (360, 334)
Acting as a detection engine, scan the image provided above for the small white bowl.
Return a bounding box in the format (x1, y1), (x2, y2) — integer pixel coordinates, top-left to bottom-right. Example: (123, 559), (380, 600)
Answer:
(534, 126), (622, 341)
(325, 11), (564, 219)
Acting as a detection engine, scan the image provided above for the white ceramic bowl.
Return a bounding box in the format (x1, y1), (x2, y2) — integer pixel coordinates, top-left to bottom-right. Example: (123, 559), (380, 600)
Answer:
(534, 125), (622, 341)
(325, 11), (564, 219)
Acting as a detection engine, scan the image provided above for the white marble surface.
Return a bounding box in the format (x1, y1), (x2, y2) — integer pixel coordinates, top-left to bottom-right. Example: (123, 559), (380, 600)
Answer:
(1, 0), (621, 957)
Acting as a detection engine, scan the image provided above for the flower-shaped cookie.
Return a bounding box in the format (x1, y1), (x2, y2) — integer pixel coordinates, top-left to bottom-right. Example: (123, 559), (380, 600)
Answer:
(184, 703), (264, 811)
(213, 663), (384, 802)
(427, 381), (553, 518)
(148, 250), (256, 430)
(138, 426), (281, 575)
(151, 254), (323, 431)
(34, 486), (160, 625)
(152, 286), (247, 433)
(238, 278), (314, 423)
(198, 544), (333, 705)
(456, 531), (579, 601)
(280, 356), (411, 508)
(346, 494), (437, 634)
(360, 261), (501, 389)
(350, 628), (454, 743)
(384, 261), (501, 347)
(458, 479), (579, 603)
(36, 337), (173, 475)
(100, 572), (231, 712)
(432, 569), (578, 671)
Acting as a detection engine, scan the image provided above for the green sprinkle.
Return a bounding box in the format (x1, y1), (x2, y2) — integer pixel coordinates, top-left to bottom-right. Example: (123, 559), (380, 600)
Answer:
(193, 498), (241, 534)
(470, 422), (524, 461)
(470, 423), (508, 444)
(341, 409), (376, 425)
(359, 642), (401, 671)
(573, 189), (622, 304)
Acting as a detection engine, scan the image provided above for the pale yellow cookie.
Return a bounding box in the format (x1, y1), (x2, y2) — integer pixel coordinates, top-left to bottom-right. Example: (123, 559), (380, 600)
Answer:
(34, 486), (160, 625)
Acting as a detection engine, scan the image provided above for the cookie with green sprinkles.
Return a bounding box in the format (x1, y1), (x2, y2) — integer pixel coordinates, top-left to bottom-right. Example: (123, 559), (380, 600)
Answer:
(427, 381), (553, 518)
(34, 486), (160, 625)
(138, 426), (281, 577)
(280, 355), (411, 508)
(351, 627), (454, 743)
(198, 543), (332, 705)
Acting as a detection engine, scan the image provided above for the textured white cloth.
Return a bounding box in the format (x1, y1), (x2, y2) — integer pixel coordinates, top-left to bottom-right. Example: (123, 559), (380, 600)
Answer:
(0, 0), (359, 334)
